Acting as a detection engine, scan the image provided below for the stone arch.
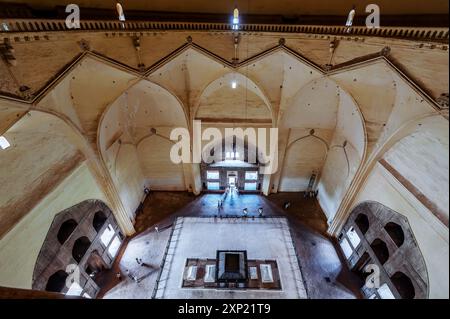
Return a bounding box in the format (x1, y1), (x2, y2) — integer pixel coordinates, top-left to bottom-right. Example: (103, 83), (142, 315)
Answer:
(97, 79), (189, 156)
(32, 199), (121, 298)
(384, 222), (405, 247)
(45, 270), (68, 293)
(370, 238), (390, 264)
(57, 219), (78, 245)
(72, 236), (91, 263)
(97, 79), (189, 212)
(200, 135), (265, 192)
(0, 109), (86, 239)
(339, 201), (429, 299)
(289, 81), (366, 220)
(355, 213), (369, 234)
(193, 72), (274, 124)
(329, 114), (446, 236)
(93, 211), (107, 233)
(9, 107), (134, 235)
(278, 134), (329, 192)
(391, 271), (416, 299)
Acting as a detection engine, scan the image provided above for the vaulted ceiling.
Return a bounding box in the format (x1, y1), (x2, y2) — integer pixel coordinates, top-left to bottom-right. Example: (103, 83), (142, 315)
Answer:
(0, 11), (448, 241)
(0, 31), (448, 104)
(0, 29), (447, 237)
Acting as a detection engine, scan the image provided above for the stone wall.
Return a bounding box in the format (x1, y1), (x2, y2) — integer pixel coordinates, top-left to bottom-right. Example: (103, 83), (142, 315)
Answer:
(32, 199), (123, 298)
(339, 201), (428, 299)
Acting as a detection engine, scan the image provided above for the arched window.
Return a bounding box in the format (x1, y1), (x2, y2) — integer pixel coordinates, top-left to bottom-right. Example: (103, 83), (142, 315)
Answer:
(370, 238), (389, 264)
(391, 272), (415, 299)
(72, 236), (91, 263)
(93, 211), (107, 233)
(384, 222), (405, 247)
(57, 219), (78, 244)
(45, 270), (68, 293)
(355, 213), (369, 234)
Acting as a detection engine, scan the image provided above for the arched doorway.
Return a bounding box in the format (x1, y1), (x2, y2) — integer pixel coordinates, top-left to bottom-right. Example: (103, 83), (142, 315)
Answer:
(57, 219), (78, 244)
(33, 199), (122, 298)
(339, 201), (429, 299)
(384, 222), (405, 247)
(200, 136), (264, 193)
(355, 213), (369, 234)
(93, 211), (107, 233)
(45, 270), (68, 293)
(391, 272), (415, 299)
(72, 236), (91, 263)
(370, 238), (389, 265)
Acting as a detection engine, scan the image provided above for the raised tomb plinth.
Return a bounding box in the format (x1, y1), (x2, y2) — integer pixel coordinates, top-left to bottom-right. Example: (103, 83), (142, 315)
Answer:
(154, 217), (307, 299)
(181, 251), (281, 290)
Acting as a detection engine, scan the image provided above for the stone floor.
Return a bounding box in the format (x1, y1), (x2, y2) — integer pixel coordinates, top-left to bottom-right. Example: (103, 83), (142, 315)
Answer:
(154, 217), (307, 299)
(100, 191), (362, 299)
(101, 227), (171, 299)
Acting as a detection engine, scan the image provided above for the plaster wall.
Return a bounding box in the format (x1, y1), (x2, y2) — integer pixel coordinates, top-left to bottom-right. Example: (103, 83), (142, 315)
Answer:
(0, 162), (107, 289)
(317, 90), (365, 220)
(384, 124), (449, 220)
(0, 111), (84, 238)
(278, 129), (330, 192)
(353, 163), (449, 298)
(138, 134), (186, 190)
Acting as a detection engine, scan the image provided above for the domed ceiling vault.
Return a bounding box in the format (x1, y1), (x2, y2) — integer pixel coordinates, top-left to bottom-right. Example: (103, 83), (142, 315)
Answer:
(0, 34), (447, 238)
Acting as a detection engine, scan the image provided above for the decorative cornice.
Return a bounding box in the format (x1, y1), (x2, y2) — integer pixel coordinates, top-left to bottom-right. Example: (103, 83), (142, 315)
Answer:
(1, 18), (448, 43)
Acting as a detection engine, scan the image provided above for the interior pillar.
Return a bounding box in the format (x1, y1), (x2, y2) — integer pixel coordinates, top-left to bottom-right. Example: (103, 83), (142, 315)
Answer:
(190, 163), (202, 195)
(270, 127), (290, 193)
(86, 156), (136, 236)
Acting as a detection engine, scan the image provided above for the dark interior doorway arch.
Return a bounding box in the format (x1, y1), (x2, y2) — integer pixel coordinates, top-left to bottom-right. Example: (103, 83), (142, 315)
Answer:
(45, 270), (68, 293)
(72, 236), (91, 263)
(343, 201), (429, 299)
(370, 238), (389, 264)
(57, 219), (78, 244)
(384, 222), (405, 247)
(355, 213), (369, 234)
(93, 211), (107, 232)
(391, 272), (415, 299)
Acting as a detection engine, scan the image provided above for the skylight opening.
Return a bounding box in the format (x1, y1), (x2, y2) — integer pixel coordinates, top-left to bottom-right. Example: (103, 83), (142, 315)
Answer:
(0, 136), (10, 150)
(232, 7), (240, 30)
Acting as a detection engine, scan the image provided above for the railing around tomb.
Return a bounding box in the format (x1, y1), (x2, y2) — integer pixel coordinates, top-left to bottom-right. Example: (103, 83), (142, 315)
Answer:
(0, 19), (448, 42)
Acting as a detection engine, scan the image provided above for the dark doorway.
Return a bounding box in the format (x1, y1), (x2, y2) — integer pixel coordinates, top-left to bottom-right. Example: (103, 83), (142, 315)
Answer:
(72, 236), (91, 263)
(384, 222), (405, 247)
(93, 211), (107, 232)
(45, 270), (68, 293)
(370, 238), (389, 264)
(391, 272), (415, 299)
(355, 213), (369, 234)
(57, 219), (77, 244)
